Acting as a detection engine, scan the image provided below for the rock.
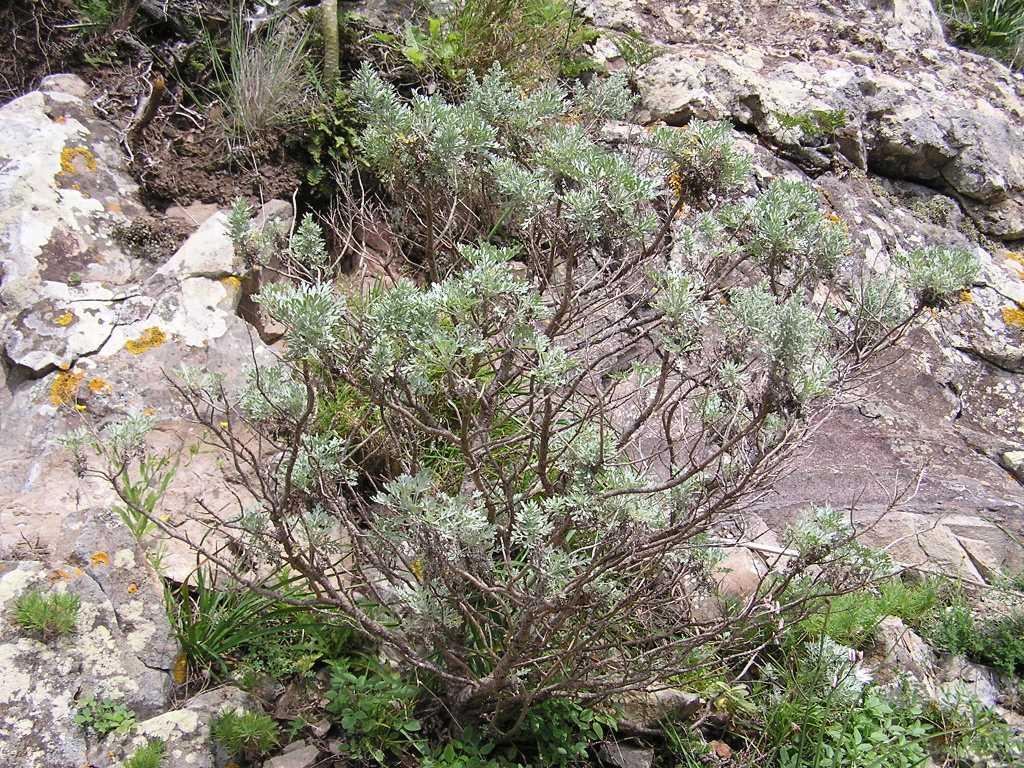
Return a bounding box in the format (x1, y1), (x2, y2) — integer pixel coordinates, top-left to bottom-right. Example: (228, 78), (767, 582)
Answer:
(869, 616), (938, 696)
(596, 742), (654, 768)
(310, 718), (331, 737)
(165, 202), (221, 228)
(891, 0), (946, 46)
(618, 687), (700, 728)
(714, 547), (768, 598)
(1000, 450), (1024, 482)
(937, 655), (1002, 708)
(98, 686), (256, 768)
(158, 211), (239, 280)
(264, 741), (320, 768)
(633, 13), (1024, 241)
(0, 74), (143, 312)
(0, 77), (288, 582)
(0, 555), (174, 768)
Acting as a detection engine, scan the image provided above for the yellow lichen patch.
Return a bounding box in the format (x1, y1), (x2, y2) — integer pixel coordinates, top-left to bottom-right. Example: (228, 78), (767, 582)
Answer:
(59, 146), (97, 175)
(1002, 307), (1024, 327)
(172, 652), (189, 684)
(90, 551), (110, 567)
(410, 557), (425, 582)
(667, 169), (683, 200)
(143, 407), (156, 417)
(50, 369), (84, 407)
(51, 568), (72, 581)
(87, 377), (111, 394)
(54, 311), (75, 327)
(1002, 252), (1024, 279)
(220, 276), (242, 291)
(74, 404), (87, 413)
(959, 290), (974, 304)
(127, 582), (139, 594)
(124, 326), (167, 354)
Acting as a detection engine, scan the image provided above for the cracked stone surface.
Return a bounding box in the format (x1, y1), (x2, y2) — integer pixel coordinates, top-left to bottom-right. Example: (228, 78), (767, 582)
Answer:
(0, 521), (176, 768)
(95, 686), (257, 768)
(0, 75), (287, 582)
(616, 0), (1024, 241)
(581, 0), (1024, 574)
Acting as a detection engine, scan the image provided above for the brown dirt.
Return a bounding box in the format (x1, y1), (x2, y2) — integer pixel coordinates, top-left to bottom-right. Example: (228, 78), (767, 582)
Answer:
(133, 118), (305, 209)
(0, 1), (83, 103)
(2, 0), (306, 212)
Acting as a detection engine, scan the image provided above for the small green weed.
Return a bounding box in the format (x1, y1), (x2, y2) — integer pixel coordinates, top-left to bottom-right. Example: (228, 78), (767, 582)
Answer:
(304, 85), (359, 194)
(421, 736), (504, 768)
(393, 0), (598, 85)
(124, 738), (166, 768)
(73, 0), (126, 29)
(112, 453), (178, 540)
(325, 657), (424, 764)
(211, 709), (280, 760)
(919, 586), (1024, 676)
(774, 108), (848, 139)
(12, 589), (80, 641)
(74, 695), (136, 736)
(612, 30), (663, 67)
(166, 569), (307, 678)
(938, 0), (1024, 68)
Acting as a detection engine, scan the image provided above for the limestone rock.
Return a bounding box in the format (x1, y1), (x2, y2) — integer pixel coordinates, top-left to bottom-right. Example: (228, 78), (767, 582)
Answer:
(0, 76), (285, 583)
(869, 616), (938, 696)
(0, 554), (174, 768)
(633, 9), (1024, 241)
(713, 547), (768, 599)
(97, 686), (256, 768)
(0, 74), (143, 312)
(937, 655), (1003, 708)
(617, 687), (700, 728)
(264, 741), (321, 768)
(596, 742), (655, 768)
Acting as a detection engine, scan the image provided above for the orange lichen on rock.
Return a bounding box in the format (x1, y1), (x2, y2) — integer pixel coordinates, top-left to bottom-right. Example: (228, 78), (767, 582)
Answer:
(90, 551), (110, 567)
(87, 377), (111, 394)
(124, 326), (167, 354)
(54, 311), (76, 326)
(220, 276), (242, 291)
(1001, 307), (1024, 327)
(1003, 252), (1024, 280)
(172, 653), (189, 684)
(959, 290), (974, 304)
(59, 146), (97, 175)
(50, 369), (84, 407)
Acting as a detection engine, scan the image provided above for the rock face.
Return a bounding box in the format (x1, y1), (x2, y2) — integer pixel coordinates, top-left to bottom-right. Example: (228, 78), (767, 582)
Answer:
(585, 0), (1024, 577)
(98, 686), (257, 768)
(621, 0), (1024, 241)
(0, 74), (288, 582)
(2, 1), (1024, 763)
(0, 74), (284, 767)
(0, 524), (177, 767)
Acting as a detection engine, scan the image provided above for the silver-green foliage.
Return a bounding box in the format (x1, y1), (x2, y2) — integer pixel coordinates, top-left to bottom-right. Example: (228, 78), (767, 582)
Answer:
(80, 65), (981, 723)
(897, 245), (979, 304)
